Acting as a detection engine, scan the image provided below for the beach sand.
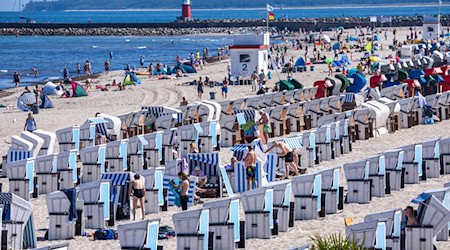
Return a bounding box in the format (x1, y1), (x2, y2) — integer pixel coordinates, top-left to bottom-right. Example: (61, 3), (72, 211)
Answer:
(1, 26), (449, 249)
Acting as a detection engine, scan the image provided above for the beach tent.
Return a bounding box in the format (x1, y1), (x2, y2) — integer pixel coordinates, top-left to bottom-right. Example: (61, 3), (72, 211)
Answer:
(374, 35), (380, 41)
(70, 81), (88, 97)
(289, 79), (304, 89)
(365, 43), (373, 52)
(42, 82), (63, 96)
(332, 42), (341, 50)
(39, 93), (54, 109)
(349, 36), (359, 42)
(17, 92), (36, 111)
(335, 74), (350, 92)
(277, 80), (294, 91)
(347, 72), (367, 93)
(123, 72), (141, 86)
(323, 35), (331, 44)
(295, 57), (306, 67)
(173, 62), (197, 74)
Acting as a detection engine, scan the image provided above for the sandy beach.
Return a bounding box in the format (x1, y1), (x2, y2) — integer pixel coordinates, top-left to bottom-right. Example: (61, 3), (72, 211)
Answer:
(1, 26), (450, 249)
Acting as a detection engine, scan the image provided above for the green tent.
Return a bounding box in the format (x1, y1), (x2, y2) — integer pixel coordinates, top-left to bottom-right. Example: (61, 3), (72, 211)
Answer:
(70, 81), (88, 97)
(398, 69), (409, 82)
(335, 74), (350, 92)
(277, 80), (295, 91)
(289, 79), (304, 89)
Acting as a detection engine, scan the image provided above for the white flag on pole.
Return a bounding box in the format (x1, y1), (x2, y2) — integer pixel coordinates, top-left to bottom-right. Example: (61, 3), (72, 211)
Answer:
(267, 3), (274, 12)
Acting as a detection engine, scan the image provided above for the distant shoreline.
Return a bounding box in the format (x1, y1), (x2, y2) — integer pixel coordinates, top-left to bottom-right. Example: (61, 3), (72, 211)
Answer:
(28, 3), (448, 12)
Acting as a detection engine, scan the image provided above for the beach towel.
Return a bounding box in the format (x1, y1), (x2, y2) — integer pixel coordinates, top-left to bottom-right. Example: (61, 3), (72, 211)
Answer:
(61, 188), (78, 222)
(168, 179), (182, 207)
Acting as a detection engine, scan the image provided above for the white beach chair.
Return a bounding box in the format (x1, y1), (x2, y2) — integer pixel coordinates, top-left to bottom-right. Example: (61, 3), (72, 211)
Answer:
(196, 102), (215, 122)
(293, 88), (305, 102)
(202, 100), (222, 121)
(220, 114), (245, 147)
(339, 119), (352, 154)
(162, 128), (177, 164)
(284, 89), (296, 104)
(231, 98), (246, 110)
(177, 123), (203, 157)
(6, 158), (35, 201)
(240, 186), (274, 239)
(292, 173), (322, 220)
(10, 135), (33, 151)
(173, 208), (210, 250)
(80, 145), (106, 183)
(272, 91), (287, 106)
(261, 92), (275, 108)
(397, 98), (417, 129)
(35, 154), (58, 194)
(306, 98), (324, 128)
(423, 187), (450, 241)
(346, 220), (386, 250)
(98, 113), (122, 140)
(198, 121), (218, 153)
(366, 154), (387, 198)
(46, 190), (76, 240)
(305, 87), (318, 101)
(439, 137), (450, 175)
(364, 209), (402, 250)
(361, 100), (390, 137)
(422, 138), (441, 179)
(436, 91), (450, 120)
(344, 160), (372, 204)
(0, 193), (37, 250)
(218, 99), (233, 116)
(56, 125), (80, 152)
(56, 150), (78, 190)
(33, 130), (57, 156)
(286, 102), (309, 133)
(378, 97), (401, 133)
(266, 180), (294, 232)
(77, 179), (110, 229)
(319, 166), (343, 214)
(401, 144), (423, 184)
(203, 197), (241, 250)
(301, 131), (317, 167)
(383, 149), (405, 191)
(118, 219), (160, 250)
(407, 193), (450, 250)
(316, 125), (332, 162)
(138, 167), (164, 214)
(245, 96), (262, 110)
(328, 122), (341, 159)
(180, 103), (200, 124)
(127, 135), (146, 172)
(352, 108), (373, 140)
(143, 131), (163, 168)
(269, 104), (289, 137)
(105, 139), (128, 172)
(20, 131), (44, 157)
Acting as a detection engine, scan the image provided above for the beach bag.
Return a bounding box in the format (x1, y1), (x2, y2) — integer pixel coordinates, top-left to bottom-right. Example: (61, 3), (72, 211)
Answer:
(94, 229), (117, 240)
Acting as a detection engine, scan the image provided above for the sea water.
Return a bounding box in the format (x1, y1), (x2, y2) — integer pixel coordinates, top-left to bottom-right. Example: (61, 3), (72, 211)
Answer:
(0, 5), (449, 23)
(0, 35), (233, 89)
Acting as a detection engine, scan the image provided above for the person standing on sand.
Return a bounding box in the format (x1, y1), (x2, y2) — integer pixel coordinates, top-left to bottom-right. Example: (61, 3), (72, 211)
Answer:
(222, 77), (229, 99)
(13, 71), (20, 88)
(148, 63), (154, 76)
(257, 110), (271, 144)
(243, 146), (257, 190)
(24, 113), (37, 132)
(197, 76), (204, 99)
(251, 71), (258, 92)
(266, 141), (299, 179)
(170, 172), (190, 211)
(129, 174), (146, 220)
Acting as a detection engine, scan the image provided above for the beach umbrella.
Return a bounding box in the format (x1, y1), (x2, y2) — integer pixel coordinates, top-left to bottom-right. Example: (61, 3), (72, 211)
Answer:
(17, 92), (36, 112)
(325, 57), (334, 64)
(323, 35), (331, 44)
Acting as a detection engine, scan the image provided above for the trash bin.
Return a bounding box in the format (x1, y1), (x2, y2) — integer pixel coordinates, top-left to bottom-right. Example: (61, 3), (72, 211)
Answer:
(310, 65), (315, 71)
(31, 104), (39, 114)
(209, 92), (216, 100)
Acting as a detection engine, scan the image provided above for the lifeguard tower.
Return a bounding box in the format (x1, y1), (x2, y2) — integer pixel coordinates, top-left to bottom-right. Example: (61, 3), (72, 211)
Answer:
(230, 33), (270, 78)
(423, 15), (440, 40)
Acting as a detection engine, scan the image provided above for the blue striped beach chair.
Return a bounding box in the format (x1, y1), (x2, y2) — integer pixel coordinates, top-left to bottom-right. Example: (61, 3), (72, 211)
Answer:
(7, 149), (32, 163)
(188, 152), (220, 177)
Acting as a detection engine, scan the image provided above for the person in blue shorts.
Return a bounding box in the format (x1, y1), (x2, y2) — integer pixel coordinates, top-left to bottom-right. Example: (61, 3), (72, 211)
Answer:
(221, 77), (229, 99)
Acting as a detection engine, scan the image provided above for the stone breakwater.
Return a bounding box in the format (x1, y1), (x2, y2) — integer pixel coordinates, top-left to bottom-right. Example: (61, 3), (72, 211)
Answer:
(1, 15), (450, 36)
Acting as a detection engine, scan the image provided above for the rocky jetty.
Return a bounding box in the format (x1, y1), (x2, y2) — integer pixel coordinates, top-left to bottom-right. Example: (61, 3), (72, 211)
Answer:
(1, 15), (449, 36)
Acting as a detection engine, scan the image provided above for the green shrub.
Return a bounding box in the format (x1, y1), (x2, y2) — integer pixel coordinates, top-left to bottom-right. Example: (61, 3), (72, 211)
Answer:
(309, 232), (365, 250)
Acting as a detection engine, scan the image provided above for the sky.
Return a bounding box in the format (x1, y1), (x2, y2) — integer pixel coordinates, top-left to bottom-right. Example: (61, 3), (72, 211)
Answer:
(0, 0), (32, 11)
